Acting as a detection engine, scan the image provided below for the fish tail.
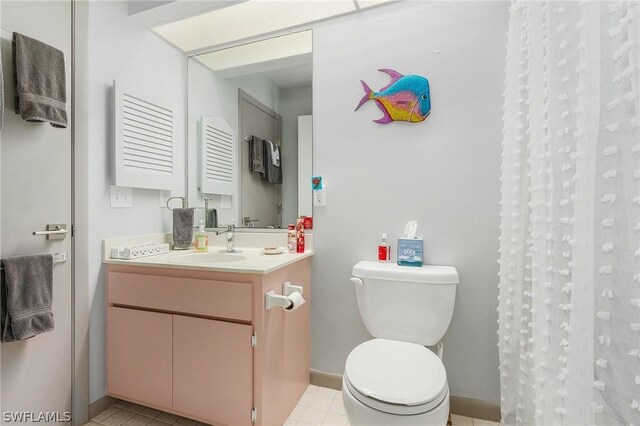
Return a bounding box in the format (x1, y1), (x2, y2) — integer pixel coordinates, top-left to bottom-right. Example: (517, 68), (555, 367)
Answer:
(354, 80), (374, 111)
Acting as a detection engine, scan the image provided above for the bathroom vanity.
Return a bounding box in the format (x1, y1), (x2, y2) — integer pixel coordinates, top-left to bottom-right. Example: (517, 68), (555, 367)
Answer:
(104, 238), (312, 426)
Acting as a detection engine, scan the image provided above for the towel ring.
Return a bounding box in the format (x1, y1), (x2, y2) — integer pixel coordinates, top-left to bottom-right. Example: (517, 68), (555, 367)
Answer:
(166, 196), (186, 211)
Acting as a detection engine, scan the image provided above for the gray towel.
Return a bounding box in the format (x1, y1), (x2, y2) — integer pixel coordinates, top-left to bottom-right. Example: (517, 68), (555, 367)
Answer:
(13, 32), (67, 128)
(173, 208), (194, 249)
(1, 254), (54, 343)
(249, 136), (265, 176)
(264, 140), (283, 184)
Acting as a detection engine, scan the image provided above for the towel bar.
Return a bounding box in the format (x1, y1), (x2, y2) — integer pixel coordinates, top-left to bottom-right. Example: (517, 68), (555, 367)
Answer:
(0, 252), (67, 272)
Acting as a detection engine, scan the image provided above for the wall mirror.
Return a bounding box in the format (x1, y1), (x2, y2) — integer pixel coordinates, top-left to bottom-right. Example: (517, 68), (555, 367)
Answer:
(187, 30), (313, 230)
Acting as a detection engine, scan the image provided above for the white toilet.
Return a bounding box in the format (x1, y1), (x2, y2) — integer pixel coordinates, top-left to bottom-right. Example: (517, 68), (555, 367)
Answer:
(342, 261), (459, 426)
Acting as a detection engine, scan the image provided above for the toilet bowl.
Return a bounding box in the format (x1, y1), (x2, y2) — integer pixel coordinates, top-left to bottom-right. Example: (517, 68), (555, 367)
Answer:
(344, 261), (459, 426)
(341, 339), (449, 426)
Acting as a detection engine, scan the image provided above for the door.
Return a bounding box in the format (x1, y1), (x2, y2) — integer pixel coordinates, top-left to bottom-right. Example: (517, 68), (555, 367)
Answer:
(239, 90), (281, 228)
(107, 307), (173, 409)
(173, 315), (254, 425)
(1, 1), (74, 423)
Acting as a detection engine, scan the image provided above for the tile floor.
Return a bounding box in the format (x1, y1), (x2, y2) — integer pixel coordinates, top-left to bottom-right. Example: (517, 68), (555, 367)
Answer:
(85, 386), (501, 426)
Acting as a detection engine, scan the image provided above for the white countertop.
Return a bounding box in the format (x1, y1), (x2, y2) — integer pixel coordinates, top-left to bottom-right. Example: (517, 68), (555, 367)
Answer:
(104, 247), (314, 274)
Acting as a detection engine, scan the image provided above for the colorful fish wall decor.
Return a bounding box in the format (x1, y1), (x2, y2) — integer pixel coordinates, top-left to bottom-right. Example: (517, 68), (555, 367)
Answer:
(355, 69), (431, 124)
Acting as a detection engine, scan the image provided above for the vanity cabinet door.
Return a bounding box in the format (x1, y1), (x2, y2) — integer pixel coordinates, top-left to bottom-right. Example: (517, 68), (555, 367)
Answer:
(107, 307), (173, 408)
(173, 315), (254, 426)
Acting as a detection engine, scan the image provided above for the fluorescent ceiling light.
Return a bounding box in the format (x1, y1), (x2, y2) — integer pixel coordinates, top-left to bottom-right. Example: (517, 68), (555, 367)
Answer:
(154, 0), (356, 52)
(356, 0), (395, 8)
(195, 30), (312, 72)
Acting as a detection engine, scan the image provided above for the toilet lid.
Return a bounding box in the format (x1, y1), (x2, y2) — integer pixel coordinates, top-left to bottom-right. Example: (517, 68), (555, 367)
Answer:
(345, 339), (447, 407)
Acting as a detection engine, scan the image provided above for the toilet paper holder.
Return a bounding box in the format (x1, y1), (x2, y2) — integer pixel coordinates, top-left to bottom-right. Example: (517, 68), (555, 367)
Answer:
(265, 281), (304, 310)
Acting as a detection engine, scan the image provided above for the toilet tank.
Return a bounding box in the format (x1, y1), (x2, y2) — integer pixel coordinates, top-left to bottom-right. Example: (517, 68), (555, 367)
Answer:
(351, 261), (458, 346)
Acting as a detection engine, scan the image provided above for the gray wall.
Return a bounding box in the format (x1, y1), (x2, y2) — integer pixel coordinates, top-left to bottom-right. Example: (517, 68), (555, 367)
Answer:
(280, 85), (313, 226)
(310, 1), (508, 404)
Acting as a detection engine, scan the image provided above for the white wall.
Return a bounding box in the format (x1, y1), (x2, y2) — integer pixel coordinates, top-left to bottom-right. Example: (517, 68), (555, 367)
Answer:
(87, 1), (185, 403)
(280, 85), (312, 226)
(310, 1), (508, 404)
(187, 60), (280, 226)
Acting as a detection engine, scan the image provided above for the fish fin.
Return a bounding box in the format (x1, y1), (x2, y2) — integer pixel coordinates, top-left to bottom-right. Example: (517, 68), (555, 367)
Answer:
(378, 68), (404, 91)
(373, 100), (393, 124)
(355, 80), (374, 111)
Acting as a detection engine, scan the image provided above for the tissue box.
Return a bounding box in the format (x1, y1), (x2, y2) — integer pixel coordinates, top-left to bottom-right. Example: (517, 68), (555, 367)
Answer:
(397, 238), (423, 267)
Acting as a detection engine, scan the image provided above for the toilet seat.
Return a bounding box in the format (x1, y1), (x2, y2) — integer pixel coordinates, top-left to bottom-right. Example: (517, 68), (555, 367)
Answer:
(344, 339), (448, 415)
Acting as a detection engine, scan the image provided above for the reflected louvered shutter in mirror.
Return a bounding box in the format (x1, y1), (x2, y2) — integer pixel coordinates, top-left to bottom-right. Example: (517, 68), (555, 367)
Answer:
(112, 80), (177, 190)
(199, 116), (236, 195)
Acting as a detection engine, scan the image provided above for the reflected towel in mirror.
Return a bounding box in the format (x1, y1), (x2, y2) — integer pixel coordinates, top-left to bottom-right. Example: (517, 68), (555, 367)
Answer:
(264, 140), (282, 184)
(249, 135), (265, 176)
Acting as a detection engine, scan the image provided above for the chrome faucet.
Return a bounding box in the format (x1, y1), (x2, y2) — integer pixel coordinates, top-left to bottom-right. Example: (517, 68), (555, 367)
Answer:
(214, 224), (241, 253)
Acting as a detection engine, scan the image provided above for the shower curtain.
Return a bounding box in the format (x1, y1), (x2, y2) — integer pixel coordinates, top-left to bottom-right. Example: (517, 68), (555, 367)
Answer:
(498, 1), (639, 425)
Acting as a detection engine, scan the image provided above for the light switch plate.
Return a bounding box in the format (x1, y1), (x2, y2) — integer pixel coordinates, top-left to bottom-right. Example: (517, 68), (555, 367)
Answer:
(313, 189), (326, 207)
(110, 185), (133, 208)
(159, 191), (171, 208)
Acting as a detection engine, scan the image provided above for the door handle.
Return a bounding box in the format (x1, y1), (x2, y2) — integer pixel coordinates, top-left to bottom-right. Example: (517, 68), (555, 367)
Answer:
(32, 224), (67, 240)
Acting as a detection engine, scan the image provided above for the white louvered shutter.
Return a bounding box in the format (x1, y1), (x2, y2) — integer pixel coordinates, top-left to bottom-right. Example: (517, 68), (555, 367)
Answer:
(198, 116), (236, 195)
(112, 80), (177, 190)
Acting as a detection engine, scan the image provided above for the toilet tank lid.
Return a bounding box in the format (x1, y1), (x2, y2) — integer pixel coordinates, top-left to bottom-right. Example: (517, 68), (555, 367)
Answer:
(352, 261), (459, 284)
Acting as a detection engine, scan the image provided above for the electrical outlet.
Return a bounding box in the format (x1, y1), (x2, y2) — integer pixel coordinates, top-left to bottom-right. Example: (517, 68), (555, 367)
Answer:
(159, 191), (171, 208)
(110, 185), (133, 208)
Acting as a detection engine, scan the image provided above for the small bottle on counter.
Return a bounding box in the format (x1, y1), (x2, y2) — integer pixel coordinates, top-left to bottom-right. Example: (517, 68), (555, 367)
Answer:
(287, 224), (296, 253)
(296, 217), (305, 254)
(195, 220), (209, 252)
(378, 233), (391, 262)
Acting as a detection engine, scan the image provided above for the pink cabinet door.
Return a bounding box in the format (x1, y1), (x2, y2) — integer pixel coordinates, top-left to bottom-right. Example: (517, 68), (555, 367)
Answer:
(107, 307), (172, 409)
(173, 315), (254, 425)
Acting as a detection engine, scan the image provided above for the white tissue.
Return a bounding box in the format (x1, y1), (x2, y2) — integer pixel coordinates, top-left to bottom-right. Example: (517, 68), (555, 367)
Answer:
(285, 291), (306, 311)
(404, 220), (419, 239)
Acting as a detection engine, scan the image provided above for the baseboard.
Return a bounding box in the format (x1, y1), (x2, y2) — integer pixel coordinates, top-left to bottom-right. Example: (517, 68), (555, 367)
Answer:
(310, 369), (343, 390)
(310, 369), (501, 422)
(450, 395), (501, 422)
(88, 395), (119, 420)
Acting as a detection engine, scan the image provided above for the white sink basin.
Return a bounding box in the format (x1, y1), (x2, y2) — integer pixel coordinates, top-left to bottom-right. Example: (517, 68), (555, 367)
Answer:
(172, 252), (246, 264)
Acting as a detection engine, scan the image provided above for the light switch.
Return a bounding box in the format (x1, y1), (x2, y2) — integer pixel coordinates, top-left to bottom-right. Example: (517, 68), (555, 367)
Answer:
(313, 189), (326, 207)
(110, 185), (133, 208)
(159, 191), (171, 208)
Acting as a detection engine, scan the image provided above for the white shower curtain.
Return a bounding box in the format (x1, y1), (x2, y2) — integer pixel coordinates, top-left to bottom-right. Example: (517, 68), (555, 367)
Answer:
(498, 1), (639, 425)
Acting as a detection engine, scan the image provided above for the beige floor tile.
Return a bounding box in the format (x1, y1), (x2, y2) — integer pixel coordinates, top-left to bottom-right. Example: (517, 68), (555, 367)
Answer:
(328, 398), (345, 415)
(174, 417), (198, 426)
(139, 408), (162, 419)
(83, 422), (102, 426)
(308, 394), (333, 411)
(306, 385), (320, 394)
(123, 415), (152, 426)
(451, 414), (474, 426)
(289, 405), (306, 421)
(112, 401), (128, 409)
(473, 420), (501, 426)
(92, 407), (121, 423)
(296, 422), (315, 426)
(122, 403), (146, 414)
(315, 388), (338, 399)
(321, 412), (348, 426)
(283, 418), (297, 426)
(102, 410), (136, 426)
(155, 412), (180, 424)
(146, 421), (171, 426)
(299, 407), (327, 426)
(298, 392), (314, 406)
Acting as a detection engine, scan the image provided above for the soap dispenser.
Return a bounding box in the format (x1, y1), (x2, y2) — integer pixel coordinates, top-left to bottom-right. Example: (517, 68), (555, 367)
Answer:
(195, 220), (208, 252)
